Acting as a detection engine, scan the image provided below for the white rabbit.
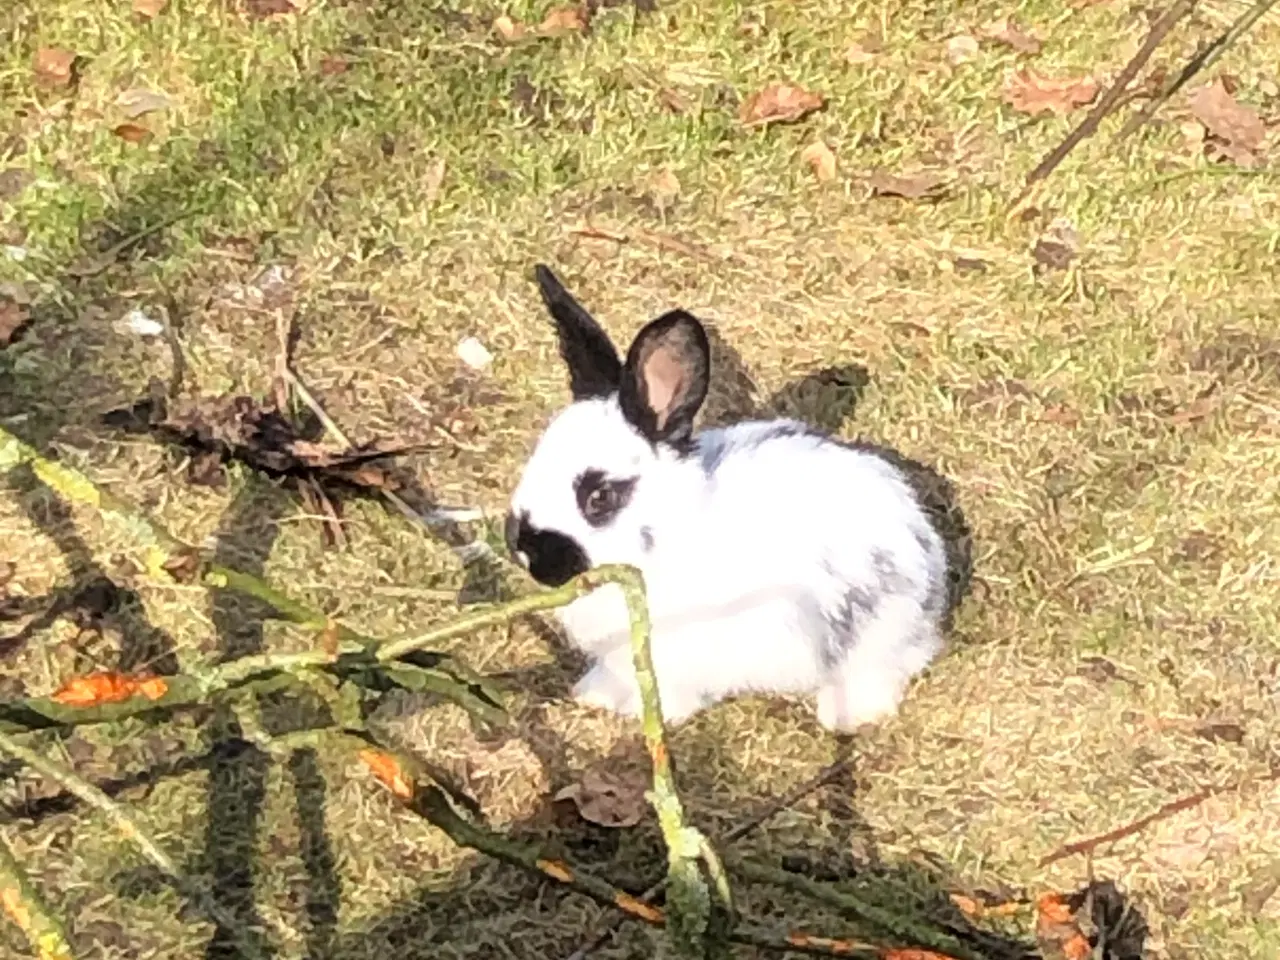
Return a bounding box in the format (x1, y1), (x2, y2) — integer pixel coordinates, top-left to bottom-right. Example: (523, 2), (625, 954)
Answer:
(505, 265), (951, 730)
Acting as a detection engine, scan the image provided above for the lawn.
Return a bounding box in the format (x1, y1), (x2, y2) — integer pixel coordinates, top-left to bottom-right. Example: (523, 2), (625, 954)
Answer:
(2, 0), (1279, 958)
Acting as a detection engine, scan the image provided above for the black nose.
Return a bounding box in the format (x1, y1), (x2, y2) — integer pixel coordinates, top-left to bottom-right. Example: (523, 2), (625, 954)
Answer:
(502, 512), (590, 587)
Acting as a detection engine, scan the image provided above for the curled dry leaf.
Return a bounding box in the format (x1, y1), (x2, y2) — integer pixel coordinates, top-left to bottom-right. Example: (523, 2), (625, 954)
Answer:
(800, 140), (837, 181)
(739, 82), (825, 127)
(537, 5), (589, 36)
(34, 48), (76, 87)
(113, 123), (151, 144)
(358, 748), (415, 800)
(554, 763), (649, 828)
(980, 18), (1042, 54)
(244, 0), (298, 20)
(1189, 79), (1265, 166)
(132, 0), (168, 18)
(1003, 70), (1098, 116)
(0, 297), (30, 346)
(51, 672), (168, 707)
(867, 169), (944, 199)
(493, 15), (526, 41)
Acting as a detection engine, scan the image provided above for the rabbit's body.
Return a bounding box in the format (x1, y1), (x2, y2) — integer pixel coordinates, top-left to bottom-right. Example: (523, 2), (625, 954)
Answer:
(506, 266), (951, 730)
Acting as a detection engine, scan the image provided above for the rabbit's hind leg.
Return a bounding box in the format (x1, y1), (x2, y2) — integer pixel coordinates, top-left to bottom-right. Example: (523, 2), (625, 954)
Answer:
(815, 596), (940, 731)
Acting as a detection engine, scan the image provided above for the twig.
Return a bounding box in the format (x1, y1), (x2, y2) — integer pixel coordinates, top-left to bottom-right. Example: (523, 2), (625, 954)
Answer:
(1037, 786), (1217, 867)
(0, 730), (271, 959)
(1014, 0), (1198, 204)
(0, 830), (76, 960)
(1116, 0), (1280, 141)
(564, 757), (857, 960)
(730, 857), (990, 960)
(349, 735), (877, 958)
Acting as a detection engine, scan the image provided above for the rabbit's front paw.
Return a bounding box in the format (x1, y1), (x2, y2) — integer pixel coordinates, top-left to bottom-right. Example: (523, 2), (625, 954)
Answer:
(572, 666), (641, 717)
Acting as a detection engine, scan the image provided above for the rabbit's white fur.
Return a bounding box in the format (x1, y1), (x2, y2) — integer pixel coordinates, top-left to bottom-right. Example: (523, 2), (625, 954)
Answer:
(510, 394), (948, 730)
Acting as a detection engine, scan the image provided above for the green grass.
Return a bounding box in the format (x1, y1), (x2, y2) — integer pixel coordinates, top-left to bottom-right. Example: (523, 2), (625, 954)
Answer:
(3, 0), (1280, 957)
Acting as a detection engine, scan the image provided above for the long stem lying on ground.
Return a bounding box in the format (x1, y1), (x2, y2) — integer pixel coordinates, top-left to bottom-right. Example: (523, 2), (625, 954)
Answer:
(0, 730), (271, 960)
(0, 830), (76, 960)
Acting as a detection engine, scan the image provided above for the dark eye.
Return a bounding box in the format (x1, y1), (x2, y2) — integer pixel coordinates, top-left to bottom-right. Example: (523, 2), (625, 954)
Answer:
(574, 470), (637, 527)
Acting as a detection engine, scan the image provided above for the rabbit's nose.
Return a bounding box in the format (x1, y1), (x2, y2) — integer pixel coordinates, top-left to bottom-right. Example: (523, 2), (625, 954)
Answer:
(504, 511), (529, 568)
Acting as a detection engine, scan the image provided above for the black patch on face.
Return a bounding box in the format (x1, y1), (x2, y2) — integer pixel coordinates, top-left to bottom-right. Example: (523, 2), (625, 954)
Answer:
(505, 511), (590, 587)
(574, 469), (638, 528)
(640, 526), (655, 552)
(698, 421), (819, 476)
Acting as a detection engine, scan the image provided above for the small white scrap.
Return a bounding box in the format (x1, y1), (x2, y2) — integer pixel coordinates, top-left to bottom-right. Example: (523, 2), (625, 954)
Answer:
(116, 307), (165, 338)
(3, 246), (27, 262)
(456, 335), (493, 371)
(115, 88), (174, 119)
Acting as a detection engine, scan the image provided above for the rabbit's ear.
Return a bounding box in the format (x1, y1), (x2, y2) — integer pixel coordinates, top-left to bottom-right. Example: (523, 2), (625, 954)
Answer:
(534, 264), (622, 400)
(619, 309), (710, 446)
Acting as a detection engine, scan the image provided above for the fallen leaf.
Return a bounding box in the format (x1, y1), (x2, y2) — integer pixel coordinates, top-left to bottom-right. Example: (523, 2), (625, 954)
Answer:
(1195, 721), (1244, 743)
(33, 48), (76, 87)
(843, 41), (876, 65)
(883, 951), (963, 960)
(161, 549), (202, 583)
(51, 672), (167, 707)
(116, 88), (174, 118)
(554, 762), (649, 828)
(132, 0), (168, 17)
(1003, 70), (1098, 116)
(319, 56), (349, 76)
(945, 35), (979, 65)
(1040, 403), (1080, 426)
(656, 87), (691, 113)
(0, 298), (30, 346)
(1032, 217), (1080, 271)
(739, 82), (825, 127)
(800, 140), (837, 181)
(650, 167), (681, 209)
(536, 5), (589, 36)
(244, 0), (297, 19)
(493, 15), (526, 41)
(980, 18), (1042, 54)
(1190, 78), (1265, 165)
(867, 169), (944, 199)
(1036, 892), (1092, 960)
(359, 748), (415, 800)
(113, 123), (151, 144)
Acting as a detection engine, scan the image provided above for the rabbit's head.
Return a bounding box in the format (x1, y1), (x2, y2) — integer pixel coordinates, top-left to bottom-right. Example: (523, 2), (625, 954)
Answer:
(505, 265), (711, 586)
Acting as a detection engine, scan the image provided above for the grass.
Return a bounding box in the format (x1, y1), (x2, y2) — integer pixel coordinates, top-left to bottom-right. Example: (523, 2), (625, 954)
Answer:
(2, 0), (1280, 957)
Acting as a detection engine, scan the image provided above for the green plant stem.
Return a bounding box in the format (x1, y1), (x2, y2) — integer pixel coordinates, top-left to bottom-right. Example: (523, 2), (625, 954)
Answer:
(0, 831), (76, 960)
(731, 857), (992, 960)
(0, 730), (270, 960)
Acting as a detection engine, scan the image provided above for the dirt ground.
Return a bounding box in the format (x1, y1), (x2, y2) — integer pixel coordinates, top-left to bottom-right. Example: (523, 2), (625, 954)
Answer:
(2, 0), (1279, 958)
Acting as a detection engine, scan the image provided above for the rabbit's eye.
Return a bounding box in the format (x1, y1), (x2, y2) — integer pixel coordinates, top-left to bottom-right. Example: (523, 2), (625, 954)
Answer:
(574, 471), (637, 527)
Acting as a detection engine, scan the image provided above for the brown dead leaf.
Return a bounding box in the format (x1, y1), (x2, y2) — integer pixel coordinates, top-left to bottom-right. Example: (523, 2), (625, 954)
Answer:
(244, 0), (297, 19)
(1003, 70), (1098, 115)
(319, 56), (349, 76)
(1032, 217), (1080, 271)
(867, 169), (944, 199)
(113, 123), (151, 144)
(1190, 78), (1265, 165)
(554, 755), (649, 828)
(358, 749), (415, 800)
(843, 32), (883, 65)
(536, 5), (589, 36)
(980, 18), (1042, 54)
(800, 140), (837, 181)
(739, 82), (825, 127)
(493, 15), (526, 41)
(1036, 893), (1092, 960)
(132, 0), (168, 17)
(0, 298), (30, 346)
(34, 48), (76, 87)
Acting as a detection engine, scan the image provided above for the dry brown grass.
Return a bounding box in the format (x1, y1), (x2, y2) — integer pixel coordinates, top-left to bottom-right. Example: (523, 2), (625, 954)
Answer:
(3, 0), (1280, 957)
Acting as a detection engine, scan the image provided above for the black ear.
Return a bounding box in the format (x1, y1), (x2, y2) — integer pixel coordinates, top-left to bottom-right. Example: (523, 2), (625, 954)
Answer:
(534, 264), (622, 401)
(618, 310), (710, 447)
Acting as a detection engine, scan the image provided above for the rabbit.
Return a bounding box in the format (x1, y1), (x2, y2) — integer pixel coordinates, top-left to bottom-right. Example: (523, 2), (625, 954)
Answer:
(504, 264), (950, 731)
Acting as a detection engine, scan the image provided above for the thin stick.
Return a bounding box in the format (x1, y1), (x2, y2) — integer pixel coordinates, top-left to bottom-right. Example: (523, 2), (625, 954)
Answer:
(564, 757), (857, 960)
(0, 830), (76, 960)
(730, 857), (989, 960)
(351, 737), (877, 959)
(0, 730), (271, 959)
(1038, 786), (1218, 866)
(65, 205), (209, 278)
(1014, 0), (1198, 204)
(1116, 0), (1280, 141)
